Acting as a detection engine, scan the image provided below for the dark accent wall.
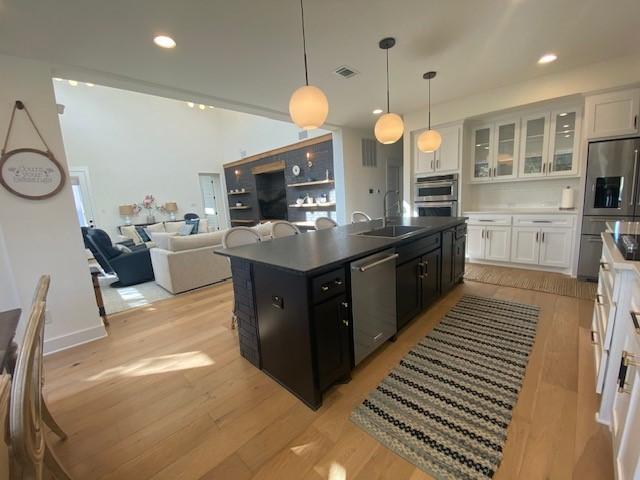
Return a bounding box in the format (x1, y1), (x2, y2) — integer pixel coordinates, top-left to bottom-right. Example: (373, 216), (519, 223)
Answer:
(224, 138), (335, 226)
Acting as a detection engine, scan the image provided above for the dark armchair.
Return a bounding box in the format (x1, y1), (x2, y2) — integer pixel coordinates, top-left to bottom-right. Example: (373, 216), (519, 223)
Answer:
(85, 228), (155, 287)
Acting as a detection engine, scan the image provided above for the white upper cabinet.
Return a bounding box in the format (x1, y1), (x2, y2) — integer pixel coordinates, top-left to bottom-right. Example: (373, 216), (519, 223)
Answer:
(414, 123), (462, 176)
(548, 109), (581, 177)
(493, 119), (519, 180)
(471, 124), (493, 182)
(585, 88), (640, 140)
(518, 113), (550, 178)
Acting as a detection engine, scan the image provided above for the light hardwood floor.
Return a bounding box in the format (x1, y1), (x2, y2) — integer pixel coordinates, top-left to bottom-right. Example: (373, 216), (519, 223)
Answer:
(44, 278), (613, 479)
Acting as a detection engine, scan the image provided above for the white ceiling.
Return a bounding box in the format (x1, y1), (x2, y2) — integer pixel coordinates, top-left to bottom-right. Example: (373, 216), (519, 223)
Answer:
(0, 0), (638, 128)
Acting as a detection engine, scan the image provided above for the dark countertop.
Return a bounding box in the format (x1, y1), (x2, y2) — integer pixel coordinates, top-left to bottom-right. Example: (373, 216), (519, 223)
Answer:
(216, 216), (467, 275)
(0, 308), (20, 371)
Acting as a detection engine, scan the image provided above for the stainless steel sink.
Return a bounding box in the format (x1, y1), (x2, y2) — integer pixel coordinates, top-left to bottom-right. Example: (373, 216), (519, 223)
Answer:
(357, 225), (425, 238)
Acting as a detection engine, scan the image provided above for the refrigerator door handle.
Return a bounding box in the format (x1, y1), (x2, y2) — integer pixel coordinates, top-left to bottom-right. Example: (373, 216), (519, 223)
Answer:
(632, 149), (638, 207)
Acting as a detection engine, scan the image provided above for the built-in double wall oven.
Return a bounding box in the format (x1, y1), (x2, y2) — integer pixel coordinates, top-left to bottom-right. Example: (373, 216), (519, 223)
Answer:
(414, 174), (458, 217)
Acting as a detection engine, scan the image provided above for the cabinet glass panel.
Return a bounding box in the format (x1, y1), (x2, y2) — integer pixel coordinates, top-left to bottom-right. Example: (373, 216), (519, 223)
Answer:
(496, 123), (516, 177)
(551, 111), (576, 172)
(523, 117), (546, 174)
(473, 127), (491, 179)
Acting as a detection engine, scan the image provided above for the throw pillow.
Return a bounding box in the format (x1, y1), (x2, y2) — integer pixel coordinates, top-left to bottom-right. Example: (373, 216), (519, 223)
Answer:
(144, 222), (166, 239)
(120, 225), (143, 245)
(185, 218), (200, 235)
(177, 223), (195, 236)
(114, 243), (132, 253)
(136, 226), (151, 242)
(198, 218), (209, 233)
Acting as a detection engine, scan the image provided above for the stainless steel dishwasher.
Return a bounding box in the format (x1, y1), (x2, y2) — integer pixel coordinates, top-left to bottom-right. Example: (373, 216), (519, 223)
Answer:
(350, 249), (398, 365)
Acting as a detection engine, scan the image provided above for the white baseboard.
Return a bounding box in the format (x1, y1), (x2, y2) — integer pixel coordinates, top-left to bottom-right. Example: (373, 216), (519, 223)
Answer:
(44, 324), (108, 355)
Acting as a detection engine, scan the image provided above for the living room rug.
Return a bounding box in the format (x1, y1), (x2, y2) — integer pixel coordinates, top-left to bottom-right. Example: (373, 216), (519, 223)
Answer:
(464, 263), (596, 300)
(350, 295), (540, 479)
(99, 276), (173, 315)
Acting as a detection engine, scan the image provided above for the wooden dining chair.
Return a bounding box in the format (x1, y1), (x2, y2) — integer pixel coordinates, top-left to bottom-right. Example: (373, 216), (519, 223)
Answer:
(9, 300), (71, 480)
(6, 276), (67, 442)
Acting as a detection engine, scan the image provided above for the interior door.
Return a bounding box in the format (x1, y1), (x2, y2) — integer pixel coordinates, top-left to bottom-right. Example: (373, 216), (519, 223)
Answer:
(421, 249), (441, 308)
(69, 168), (95, 227)
(539, 228), (571, 267)
(510, 227), (540, 264)
(484, 226), (511, 262)
(198, 173), (221, 230)
(466, 225), (484, 259)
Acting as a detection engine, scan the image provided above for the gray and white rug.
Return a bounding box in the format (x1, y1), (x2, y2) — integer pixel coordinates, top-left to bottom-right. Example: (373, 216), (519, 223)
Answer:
(98, 274), (173, 315)
(350, 294), (540, 480)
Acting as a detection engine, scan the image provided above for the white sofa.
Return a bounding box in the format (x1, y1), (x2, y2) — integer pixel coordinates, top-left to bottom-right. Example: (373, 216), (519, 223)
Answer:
(149, 222), (273, 294)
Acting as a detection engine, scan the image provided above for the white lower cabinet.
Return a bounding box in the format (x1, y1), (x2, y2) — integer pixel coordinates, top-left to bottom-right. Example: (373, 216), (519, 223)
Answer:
(467, 214), (575, 271)
(539, 228), (572, 267)
(510, 227), (539, 264)
(466, 225), (511, 261)
(484, 226), (511, 261)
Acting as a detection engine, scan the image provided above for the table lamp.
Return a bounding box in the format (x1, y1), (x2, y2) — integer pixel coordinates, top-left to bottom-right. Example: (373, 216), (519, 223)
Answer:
(164, 202), (178, 221)
(119, 204), (135, 225)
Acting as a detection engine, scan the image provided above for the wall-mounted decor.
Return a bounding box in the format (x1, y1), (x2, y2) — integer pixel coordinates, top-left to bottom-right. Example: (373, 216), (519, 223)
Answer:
(0, 101), (66, 200)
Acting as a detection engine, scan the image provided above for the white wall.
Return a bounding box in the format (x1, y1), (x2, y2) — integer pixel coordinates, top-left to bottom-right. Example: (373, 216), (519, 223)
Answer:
(334, 127), (403, 222)
(0, 53), (106, 353)
(0, 226), (19, 312)
(54, 82), (329, 237)
(401, 52), (640, 208)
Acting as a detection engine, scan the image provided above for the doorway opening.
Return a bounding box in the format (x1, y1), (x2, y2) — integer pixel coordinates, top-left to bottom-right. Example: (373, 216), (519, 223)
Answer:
(198, 173), (224, 230)
(69, 167), (95, 227)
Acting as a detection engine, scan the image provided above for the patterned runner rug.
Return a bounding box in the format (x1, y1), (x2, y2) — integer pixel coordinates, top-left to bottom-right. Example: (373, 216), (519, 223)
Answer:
(350, 295), (540, 479)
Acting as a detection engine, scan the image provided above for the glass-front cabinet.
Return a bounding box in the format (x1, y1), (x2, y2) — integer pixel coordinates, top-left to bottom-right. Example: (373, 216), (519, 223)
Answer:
(519, 113), (550, 178)
(493, 120), (519, 180)
(548, 109), (581, 176)
(471, 125), (492, 181)
(469, 106), (581, 182)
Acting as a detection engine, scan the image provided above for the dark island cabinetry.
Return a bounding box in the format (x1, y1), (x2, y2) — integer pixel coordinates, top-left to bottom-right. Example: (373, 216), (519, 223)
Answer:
(396, 233), (442, 330)
(441, 224), (467, 293)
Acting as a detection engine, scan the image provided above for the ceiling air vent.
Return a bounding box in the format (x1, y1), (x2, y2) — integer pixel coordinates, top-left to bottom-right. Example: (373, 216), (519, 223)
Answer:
(334, 65), (359, 79)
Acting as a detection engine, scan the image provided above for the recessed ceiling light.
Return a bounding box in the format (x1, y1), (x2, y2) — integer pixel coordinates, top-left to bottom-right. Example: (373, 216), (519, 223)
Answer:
(372, 109), (383, 115)
(68, 80), (78, 86)
(187, 102), (195, 108)
(85, 83), (94, 87)
(154, 35), (176, 49)
(538, 53), (557, 64)
(198, 104), (206, 110)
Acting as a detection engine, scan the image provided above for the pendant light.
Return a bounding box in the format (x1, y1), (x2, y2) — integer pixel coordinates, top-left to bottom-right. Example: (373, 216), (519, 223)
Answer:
(289, 0), (328, 130)
(417, 71), (442, 153)
(374, 37), (404, 144)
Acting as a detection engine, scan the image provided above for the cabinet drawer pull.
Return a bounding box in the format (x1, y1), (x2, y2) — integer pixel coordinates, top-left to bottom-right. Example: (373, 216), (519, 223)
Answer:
(624, 351), (640, 368)
(334, 279), (343, 286)
(599, 262), (609, 271)
(618, 354), (630, 393)
(535, 232), (539, 243)
(321, 284), (330, 292)
(596, 294), (605, 306)
(373, 332), (383, 341)
(532, 220), (552, 223)
(590, 330), (598, 345)
(631, 311), (640, 334)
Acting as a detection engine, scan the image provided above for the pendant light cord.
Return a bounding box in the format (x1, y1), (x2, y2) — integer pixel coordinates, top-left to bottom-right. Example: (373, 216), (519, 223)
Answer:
(427, 77), (431, 130)
(386, 49), (390, 113)
(300, 0), (309, 86)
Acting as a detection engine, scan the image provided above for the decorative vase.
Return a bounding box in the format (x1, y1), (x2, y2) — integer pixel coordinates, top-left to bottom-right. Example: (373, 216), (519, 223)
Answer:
(146, 214), (156, 224)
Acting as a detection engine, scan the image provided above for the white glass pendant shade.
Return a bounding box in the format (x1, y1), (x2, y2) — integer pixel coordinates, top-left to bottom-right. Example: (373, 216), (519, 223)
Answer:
(374, 113), (404, 144)
(417, 129), (442, 153)
(289, 85), (329, 130)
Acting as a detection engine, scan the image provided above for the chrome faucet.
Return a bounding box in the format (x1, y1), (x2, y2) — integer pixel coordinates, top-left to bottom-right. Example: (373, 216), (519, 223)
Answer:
(383, 190), (399, 225)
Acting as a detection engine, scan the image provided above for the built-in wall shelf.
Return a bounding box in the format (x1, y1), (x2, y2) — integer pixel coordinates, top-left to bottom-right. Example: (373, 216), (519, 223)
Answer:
(228, 191), (250, 195)
(288, 202), (336, 209)
(229, 206), (251, 210)
(287, 179), (335, 188)
(230, 219), (255, 224)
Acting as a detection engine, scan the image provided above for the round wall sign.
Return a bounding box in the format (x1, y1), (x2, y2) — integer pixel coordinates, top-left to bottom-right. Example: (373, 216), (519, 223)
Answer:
(0, 148), (65, 200)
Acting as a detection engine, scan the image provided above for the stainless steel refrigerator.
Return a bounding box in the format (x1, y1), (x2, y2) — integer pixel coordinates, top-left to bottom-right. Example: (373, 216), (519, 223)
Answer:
(578, 138), (640, 280)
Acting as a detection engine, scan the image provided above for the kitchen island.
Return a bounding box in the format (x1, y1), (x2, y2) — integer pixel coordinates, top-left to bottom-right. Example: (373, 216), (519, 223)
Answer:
(216, 216), (467, 409)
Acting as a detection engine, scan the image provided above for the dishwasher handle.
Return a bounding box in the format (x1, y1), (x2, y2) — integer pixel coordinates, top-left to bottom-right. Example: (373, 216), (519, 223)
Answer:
(354, 253), (399, 272)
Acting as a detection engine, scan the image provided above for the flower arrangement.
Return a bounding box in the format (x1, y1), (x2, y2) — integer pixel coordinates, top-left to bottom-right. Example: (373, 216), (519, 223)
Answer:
(137, 194), (156, 223)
